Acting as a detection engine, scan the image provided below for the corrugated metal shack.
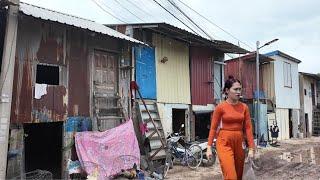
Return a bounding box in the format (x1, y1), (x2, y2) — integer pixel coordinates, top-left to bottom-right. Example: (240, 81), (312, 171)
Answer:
(5, 2), (144, 179)
(109, 23), (248, 141)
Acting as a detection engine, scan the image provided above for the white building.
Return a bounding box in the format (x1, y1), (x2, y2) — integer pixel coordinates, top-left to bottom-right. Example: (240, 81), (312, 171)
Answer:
(264, 50), (301, 140)
(299, 72), (320, 137)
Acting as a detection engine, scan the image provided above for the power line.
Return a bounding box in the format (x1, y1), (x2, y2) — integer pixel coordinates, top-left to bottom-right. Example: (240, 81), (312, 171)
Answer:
(90, 0), (128, 23)
(167, 0), (214, 41)
(150, 0), (201, 36)
(112, 0), (146, 22)
(124, 0), (158, 21)
(176, 0), (254, 50)
(159, 0), (207, 37)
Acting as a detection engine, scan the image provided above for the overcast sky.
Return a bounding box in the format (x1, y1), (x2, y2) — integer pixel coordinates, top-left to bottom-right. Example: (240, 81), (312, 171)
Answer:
(22, 0), (319, 74)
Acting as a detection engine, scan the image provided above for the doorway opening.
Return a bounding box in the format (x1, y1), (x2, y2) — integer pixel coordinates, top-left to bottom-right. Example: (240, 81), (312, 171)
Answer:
(194, 112), (211, 141)
(172, 109), (186, 135)
(305, 113), (309, 137)
(289, 109), (293, 138)
(24, 122), (63, 179)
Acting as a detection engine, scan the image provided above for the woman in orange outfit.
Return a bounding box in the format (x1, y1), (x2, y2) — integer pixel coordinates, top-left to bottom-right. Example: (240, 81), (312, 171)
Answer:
(206, 76), (255, 180)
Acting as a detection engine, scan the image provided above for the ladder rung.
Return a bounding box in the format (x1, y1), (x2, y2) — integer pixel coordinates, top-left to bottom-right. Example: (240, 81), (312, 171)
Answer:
(97, 116), (124, 120)
(141, 109), (157, 113)
(144, 118), (161, 122)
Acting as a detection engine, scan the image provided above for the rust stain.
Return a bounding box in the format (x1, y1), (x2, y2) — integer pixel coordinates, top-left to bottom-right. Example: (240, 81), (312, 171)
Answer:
(37, 37), (64, 65)
(10, 57), (19, 124)
(33, 86), (67, 122)
(68, 31), (89, 116)
(17, 53), (33, 123)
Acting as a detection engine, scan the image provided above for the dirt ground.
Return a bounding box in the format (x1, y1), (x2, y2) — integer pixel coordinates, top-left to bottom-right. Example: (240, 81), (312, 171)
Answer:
(165, 137), (320, 180)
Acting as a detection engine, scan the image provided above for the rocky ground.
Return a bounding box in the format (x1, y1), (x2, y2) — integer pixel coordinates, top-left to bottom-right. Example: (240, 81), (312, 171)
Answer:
(165, 137), (320, 180)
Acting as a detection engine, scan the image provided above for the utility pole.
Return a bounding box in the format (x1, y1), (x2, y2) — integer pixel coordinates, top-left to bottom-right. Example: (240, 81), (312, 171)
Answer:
(256, 41), (260, 146)
(255, 38), (279, 147)
(0, 0), (19, 179)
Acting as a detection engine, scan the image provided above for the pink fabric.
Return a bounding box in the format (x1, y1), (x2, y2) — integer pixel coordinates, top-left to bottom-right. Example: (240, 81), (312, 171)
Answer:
(75, 119), (140, 179)
(139, 122), (149, 135)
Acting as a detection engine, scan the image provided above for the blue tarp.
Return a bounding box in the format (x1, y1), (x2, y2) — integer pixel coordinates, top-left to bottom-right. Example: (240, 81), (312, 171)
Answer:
(65, 117), (92, 132)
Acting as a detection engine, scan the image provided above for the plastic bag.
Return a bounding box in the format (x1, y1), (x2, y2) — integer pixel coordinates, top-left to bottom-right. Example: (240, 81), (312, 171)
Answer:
(242, 159), (256, 180)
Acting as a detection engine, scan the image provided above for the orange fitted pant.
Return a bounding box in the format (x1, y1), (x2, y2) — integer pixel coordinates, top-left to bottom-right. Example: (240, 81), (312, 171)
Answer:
(216, 129), (245, 180)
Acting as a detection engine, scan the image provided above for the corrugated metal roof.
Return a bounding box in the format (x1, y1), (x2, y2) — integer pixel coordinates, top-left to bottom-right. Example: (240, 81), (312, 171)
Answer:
(225, 53), (274, 63)
(108, 23), (249, 54)
(265, 50), (301, 63)
(299, 72), (320, 80)
(19, 2), (145, 45)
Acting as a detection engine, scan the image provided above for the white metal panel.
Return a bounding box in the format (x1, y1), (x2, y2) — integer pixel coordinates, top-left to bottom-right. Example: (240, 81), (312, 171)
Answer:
(19, 2), (145, 45)
(273, 55), (300, 109)
(157, 103), (190, 138)
(276, 108), (290, 140)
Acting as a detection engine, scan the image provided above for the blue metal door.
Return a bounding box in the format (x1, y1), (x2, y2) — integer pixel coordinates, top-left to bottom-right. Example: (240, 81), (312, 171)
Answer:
(135, 46), (156, 99)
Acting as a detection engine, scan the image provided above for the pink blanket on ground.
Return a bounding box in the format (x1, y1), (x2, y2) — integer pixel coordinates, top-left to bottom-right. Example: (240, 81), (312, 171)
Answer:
(75, 119), (140, 179)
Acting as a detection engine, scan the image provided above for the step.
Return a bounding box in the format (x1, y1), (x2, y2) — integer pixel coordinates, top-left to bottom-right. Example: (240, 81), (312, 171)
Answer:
(149, 150), (167, 160)
(144, 118), (161, 122)
(97, 107), (123, 112)
(151, 154), (167, 161)
(149, 135), (165, 141)
(97, 116), (124, 120)
(93, 92), (121, 99)
(150, 141), (164, 150)
(141, 109), (158, 113)
(148, 127), (163, 131)
(137, 100), (156, 105)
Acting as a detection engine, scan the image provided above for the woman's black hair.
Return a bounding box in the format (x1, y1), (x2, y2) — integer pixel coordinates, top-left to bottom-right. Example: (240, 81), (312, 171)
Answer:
(223, 75), (241, 96)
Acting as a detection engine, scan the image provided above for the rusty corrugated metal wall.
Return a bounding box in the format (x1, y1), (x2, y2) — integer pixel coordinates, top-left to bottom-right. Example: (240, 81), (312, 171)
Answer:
(11, 17), (69, 123)
(153, 33), (190, 104)
(190, 47), (214, 105)
(10, 16), (124, 123)
(225, 59), (264, 99)
(224, 58), (271, 100)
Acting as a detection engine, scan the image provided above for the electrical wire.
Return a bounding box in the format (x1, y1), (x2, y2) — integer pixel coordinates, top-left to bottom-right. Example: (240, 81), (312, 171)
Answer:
(150, 0), (201, 36)
(112, 0), (146, 22)
(176, 0), (254, 50)
(90, 0), (128, 23)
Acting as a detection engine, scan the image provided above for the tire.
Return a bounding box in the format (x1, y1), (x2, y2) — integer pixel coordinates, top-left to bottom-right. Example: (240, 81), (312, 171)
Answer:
(186, 144), (203, 169)
(163, 153), (173, 178)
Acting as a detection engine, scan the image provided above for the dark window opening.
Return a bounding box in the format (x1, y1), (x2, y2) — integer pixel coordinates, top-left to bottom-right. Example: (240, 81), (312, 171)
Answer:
(304, 89), (307, 96)
(36, 64), (59, 85)
(311, 83), (315, 106)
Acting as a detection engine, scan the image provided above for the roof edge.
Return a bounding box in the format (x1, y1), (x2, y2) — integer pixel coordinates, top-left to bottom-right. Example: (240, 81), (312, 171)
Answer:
(265, 50), (301, 63)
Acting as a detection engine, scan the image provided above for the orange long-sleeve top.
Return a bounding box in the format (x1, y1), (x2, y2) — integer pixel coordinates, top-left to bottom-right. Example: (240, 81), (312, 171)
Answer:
(207, 101), (255, 149)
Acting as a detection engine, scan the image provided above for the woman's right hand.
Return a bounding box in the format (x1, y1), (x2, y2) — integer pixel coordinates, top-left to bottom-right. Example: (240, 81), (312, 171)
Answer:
(206, 146), (212, 159)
